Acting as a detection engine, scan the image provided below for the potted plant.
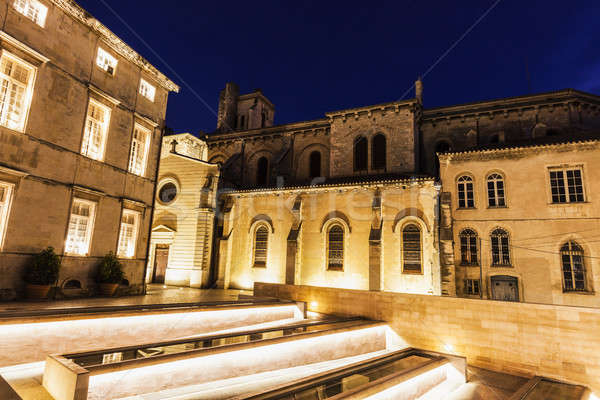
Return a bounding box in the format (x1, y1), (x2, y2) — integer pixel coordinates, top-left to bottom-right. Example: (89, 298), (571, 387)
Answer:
(96, 252), (124, 296)
(24, 247), (61, 299)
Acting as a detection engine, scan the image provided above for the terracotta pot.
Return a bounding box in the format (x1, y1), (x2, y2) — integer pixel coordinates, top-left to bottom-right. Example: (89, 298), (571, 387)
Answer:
(26, 284), (51, 299)
(99, 283), (119, 296)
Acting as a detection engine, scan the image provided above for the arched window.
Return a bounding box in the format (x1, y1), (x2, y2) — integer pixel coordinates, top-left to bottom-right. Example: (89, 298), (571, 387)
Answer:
(371, 134), (386, 170)
(402, 224), (422, 273)
(261, 111), (266, 128)
(327, 224), (344, 270)
(487, 173), (506, 207)
(457, 176), (474, 208)
(253, 225), (269, 267)
(256, 156), (269, 186)
(490, 228), (510, 266)
(459, 229), (478, 265)
(561, 241), (586, 291)
(353, 136), (368, 172)
(309, 151), (321, 179)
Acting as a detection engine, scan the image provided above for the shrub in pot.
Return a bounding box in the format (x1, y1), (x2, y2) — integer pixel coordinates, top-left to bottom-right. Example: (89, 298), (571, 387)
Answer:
(24, 247), (61, 299)
(96, 252), (124, 296)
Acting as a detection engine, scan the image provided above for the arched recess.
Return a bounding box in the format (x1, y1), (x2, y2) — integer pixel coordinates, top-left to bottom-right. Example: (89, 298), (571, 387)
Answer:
(353, 136), (368, 172)
(392, 208), (431, 233)
(208, 153), (227, 164)
(309, 151), (321, 178)
(256, 157), (269, 185)
(320, 211), (352, 234)
(371, 134), (387, 171)
(294, 143), (329, 181)
(249, 214), (275, 234)
(247, 149), (274, 185)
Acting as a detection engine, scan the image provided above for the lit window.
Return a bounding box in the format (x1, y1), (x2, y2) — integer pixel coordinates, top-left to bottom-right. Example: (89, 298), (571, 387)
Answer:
(139, 79), (156, 102)
(490, 228), (511, 266)
(561, 241), (586, 292)
(96, 47), (117, 75)
(549, 167), (585, 203)
(402, 223), (422, 273)
(459, 229), (478, 266)
(457, 175), (474, 208)
(13, 0), (47, 27)
(0, 182), (15, 249)
(487, 173), (506, 207)
(0, 52), (36, 132)
(117, 209), (140, 258)
(128, 124), (151, 176)
(253, 225), (269, 267)
(464, 279), (480, 295)
(81, 99), (110, 161)
(65, 198), (96, 256)
(327, 224), (344, 270)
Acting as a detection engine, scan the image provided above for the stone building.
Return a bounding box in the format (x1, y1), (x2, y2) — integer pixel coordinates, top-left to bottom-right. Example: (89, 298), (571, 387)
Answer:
(199, 83), (600, 299)
(438, 140), (600, 307)
(147, 133), (219, 288)
(207, 82), (442, 294)
(0, 0), (178, 299)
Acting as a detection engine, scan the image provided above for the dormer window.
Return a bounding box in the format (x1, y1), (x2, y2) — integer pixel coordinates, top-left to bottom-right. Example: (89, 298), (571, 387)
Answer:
(96, 47), (117, 76)
(13, 0), (48, 27)
(139, 78), (156, 102)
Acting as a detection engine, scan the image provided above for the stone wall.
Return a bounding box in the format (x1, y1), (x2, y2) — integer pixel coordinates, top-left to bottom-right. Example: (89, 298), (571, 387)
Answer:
(254, 282), (600, 394)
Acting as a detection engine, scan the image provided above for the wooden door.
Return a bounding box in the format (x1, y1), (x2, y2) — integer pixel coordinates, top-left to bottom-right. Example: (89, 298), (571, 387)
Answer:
(491, 276), (519, 302)
(153, 246), (169, 284)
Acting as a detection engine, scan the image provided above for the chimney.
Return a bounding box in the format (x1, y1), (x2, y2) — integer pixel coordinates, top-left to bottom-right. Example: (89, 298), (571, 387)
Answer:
(415, 78), (423, 104)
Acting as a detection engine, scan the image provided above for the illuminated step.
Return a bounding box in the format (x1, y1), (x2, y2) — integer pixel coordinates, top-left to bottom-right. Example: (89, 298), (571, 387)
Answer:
(235, 348), (467, 400)
(42, 320), (387, 400)
(0, 301), (304, 368)
(509, 376), (590, 400)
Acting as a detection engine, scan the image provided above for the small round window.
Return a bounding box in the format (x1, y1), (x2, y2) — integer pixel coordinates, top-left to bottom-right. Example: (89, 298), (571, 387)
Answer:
(158, 182), (178, 204)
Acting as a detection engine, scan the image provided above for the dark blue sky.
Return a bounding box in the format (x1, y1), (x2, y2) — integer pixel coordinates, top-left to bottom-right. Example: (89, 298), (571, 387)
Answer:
(77, 0), (600, 134)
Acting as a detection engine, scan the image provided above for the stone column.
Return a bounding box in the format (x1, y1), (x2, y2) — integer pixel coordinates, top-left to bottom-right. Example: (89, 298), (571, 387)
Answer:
(285, 196), (302, 285)
(369, 190), (382, 291)
(439, 191), (456, 296)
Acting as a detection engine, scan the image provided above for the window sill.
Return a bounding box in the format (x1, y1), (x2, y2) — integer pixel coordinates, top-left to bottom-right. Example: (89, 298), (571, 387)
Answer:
(252, 264), (267, 268)
(459, 263), (480, 267)
(487, 205), (507, 209)
(0, 123), (26, 135)
(548, 201), (589, 206)
(402, 270), (423, 275)
(562, 289), (594, 295)
(327, 266), (344, 272)
(491, 264), (513, 268)
(456, 207), (476, 211)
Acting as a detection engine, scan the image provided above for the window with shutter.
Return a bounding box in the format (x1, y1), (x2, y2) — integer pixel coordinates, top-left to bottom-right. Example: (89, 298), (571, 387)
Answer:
(81, 99), (110, 161)
(253, 225), (268, 267)
(128, 124), (150, 176)
(327, 225), (344, 270)
(402, 224), (422, 273)
(0, 52), (35, 132)
(65, 199), (96, 255)
(117, 209), (140, 258)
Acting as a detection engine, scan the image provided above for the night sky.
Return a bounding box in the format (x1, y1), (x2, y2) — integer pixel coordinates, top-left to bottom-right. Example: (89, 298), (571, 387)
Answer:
(77, 0), (600, 134)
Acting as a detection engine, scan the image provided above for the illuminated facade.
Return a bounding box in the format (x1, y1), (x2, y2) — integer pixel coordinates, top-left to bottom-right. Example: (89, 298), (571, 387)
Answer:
(0, 0), (178, 299)
(147, 134), (219, 288)
(200, 83), (600, 298)
(439, 140), (600, 307)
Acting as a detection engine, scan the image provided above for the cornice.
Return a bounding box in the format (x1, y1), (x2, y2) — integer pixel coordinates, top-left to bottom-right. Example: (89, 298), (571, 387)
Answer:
(221, 176), (436, 196)
(205, 119), (330, 144)
(438, 139), (600, 162)
(325, 99), (417, 120)
(51, 0), (179, 92)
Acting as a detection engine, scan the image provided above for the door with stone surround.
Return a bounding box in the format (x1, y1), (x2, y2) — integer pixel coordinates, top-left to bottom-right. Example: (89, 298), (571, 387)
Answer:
(153, 246), (169, 284)
(491, 275), (519, 302)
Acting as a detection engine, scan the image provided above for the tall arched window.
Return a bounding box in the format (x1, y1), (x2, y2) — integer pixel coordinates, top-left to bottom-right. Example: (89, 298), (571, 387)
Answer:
(491, 228), (510, 266)
(561, 241), (586, 291)
(457, 176), (474, 208)
(256, 157), (269, 186)
(371, 134), (386, 171)
(487, 173), (506, 207)
(353, 136), (368, 172)
(327, 224), (344, 270)
(253, 225), (269, 267)
(402, 224), (422, 273)
(459, 229), (478, 265)
(309, 151), (321, 179)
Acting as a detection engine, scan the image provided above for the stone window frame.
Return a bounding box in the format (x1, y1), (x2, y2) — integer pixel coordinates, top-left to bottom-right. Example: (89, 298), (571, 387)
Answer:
(322, 217), (349, 272)
(458, 228), (479, 266)
(400, 221), (423, 275)
(156, 176), (180, 206)
(117, 208), (141, 259)
(13, 0), (48, 28)
(486, 171), (507, 208)
(0, 180), (15, 250)
(559, 240), (589, 293)
(547, 164), (587, 205)
(139, 78), (156, 102)
(489, 227), (512, 267)
(464, 278), (481, 296)
(64, 197), (97, 257)
(456, 174), (476, 209)
(95, 46), (118, 76)
(250, 221), (271, 268)
(128, 122), (152, 177)
(80, 97), (112, 161)
(0, 49), (38, 133)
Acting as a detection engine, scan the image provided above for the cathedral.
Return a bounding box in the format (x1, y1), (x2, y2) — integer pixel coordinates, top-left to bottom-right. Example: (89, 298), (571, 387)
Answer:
(150, 81), (600, 305)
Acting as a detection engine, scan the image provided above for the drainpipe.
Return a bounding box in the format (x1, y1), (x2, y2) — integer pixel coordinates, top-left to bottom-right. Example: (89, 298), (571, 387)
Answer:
(140, 125), (166, 295)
